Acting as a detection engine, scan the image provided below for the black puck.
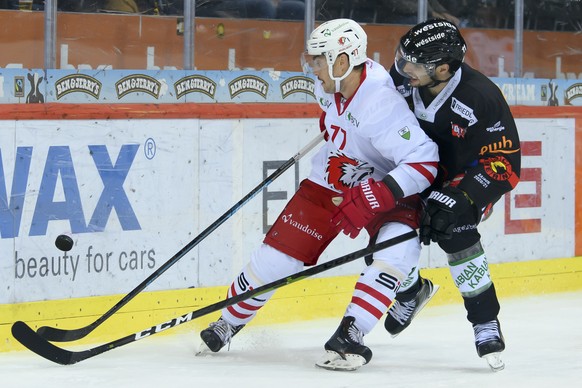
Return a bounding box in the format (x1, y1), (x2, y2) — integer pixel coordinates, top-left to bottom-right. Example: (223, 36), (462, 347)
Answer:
(55, 234), (74, 252)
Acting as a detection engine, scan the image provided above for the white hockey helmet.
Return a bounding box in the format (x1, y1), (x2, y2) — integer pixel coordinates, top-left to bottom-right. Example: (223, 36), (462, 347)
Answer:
(304, 18), (368, 81)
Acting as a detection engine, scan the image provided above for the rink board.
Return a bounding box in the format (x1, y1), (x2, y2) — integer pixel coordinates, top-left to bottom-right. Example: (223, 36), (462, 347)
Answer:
(2, 256), (582, 352)
(0, 104), (581, 352)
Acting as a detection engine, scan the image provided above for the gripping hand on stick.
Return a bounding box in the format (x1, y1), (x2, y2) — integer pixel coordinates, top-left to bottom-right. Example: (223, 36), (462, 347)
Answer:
(420, 186), (473, 245)
(331, 178), (396, 238)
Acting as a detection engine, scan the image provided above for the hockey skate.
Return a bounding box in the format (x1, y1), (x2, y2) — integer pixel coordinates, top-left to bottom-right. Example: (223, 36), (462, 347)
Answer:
(315, 316), (372, 371)
(197, 317), (244, 354)
(473, 319), (505, 372)
(384, 277), (439, 337)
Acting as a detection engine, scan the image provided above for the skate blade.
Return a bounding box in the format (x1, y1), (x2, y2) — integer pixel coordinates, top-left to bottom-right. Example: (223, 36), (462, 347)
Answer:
(315, 351), (365, 371)
(391, 284), (440, 338)
(483, 352), (505, 372)
(195, 341), (213, 356)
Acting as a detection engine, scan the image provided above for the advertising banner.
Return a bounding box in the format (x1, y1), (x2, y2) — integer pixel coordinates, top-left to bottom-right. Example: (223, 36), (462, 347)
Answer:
(0, 119), (198, 303)
(0, 113), (578, 303)
(1, 68), (581, 106)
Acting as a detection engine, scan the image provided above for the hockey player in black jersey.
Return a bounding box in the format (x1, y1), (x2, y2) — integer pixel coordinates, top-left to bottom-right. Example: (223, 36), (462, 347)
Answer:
(385, 19), (521, 372)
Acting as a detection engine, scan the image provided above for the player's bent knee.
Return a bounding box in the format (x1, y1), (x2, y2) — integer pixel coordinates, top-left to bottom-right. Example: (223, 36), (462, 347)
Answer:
(249, 244), (304, 284)
(373, 223), (420, 277)
(368, 260), (406, 285)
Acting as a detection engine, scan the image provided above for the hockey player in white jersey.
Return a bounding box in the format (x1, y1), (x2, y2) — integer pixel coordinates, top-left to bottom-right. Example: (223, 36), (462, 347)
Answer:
(199, 18), (439, 371)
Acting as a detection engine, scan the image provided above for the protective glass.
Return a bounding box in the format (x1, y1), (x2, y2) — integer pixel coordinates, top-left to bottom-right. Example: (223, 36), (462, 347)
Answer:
(394, 45), (436, 79)
(301, 52), (328, 74)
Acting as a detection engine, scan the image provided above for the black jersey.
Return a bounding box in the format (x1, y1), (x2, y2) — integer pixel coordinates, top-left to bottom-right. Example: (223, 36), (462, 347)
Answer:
(389, 63), (521, 210)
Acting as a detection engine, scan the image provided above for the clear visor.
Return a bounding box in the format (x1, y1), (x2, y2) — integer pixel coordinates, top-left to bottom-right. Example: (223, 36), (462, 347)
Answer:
(301, 52), (328, 74)
(394, 45), (436, 79)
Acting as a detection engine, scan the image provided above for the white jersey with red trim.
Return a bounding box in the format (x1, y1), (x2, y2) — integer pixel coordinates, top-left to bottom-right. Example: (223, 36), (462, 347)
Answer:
(308, 59), (439, 197)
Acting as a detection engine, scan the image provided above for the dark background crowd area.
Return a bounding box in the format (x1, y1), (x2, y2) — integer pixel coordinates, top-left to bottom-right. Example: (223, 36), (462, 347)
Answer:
(1, 0), (580, 32)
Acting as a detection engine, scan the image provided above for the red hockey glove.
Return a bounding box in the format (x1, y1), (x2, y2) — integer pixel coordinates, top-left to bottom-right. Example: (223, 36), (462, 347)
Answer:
(331, 178), (396, 238)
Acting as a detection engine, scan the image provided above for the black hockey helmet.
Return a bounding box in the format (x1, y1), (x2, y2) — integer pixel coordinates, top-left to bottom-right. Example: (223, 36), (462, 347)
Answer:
(396, 18), (466, 75)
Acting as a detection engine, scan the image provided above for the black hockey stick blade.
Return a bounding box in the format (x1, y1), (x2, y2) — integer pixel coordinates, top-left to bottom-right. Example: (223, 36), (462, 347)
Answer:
(12, 230), (417, 365)
(35, 133), (324, 343)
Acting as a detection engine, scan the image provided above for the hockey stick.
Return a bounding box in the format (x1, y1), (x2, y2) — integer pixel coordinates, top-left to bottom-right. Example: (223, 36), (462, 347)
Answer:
(12, 230), (417, 365)
(35, 132), (324, 343)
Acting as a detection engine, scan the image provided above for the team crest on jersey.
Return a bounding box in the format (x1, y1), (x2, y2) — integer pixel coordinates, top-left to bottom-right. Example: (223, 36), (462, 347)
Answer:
(451, 123), (467, 138)
(482, 155), (513, 181)
(398, 126), (411, 140)
(326, 151), (374, 191)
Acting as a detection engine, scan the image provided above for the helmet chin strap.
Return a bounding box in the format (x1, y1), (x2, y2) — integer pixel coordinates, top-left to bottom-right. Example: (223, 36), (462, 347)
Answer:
(329, 63), (354, 94)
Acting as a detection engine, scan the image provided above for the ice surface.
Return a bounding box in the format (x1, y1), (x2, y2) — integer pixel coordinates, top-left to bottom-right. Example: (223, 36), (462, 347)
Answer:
(1, 291), (581, 388)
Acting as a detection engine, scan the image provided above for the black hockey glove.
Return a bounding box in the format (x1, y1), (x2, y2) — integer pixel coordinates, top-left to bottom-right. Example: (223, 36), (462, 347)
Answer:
(420, 186), (473, 245)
